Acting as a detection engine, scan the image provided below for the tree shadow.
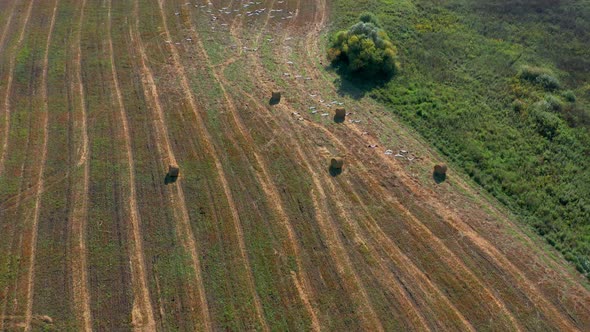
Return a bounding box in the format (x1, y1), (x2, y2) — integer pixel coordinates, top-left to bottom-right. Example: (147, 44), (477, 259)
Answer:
(433, 172), (446, 184)
(164, 174), (178, 185)
(329, 166), (343, 177)
(328, 64), (391, 100)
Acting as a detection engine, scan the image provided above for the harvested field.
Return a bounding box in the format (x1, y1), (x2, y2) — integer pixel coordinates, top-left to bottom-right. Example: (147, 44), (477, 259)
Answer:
(0, 0), (589, 331)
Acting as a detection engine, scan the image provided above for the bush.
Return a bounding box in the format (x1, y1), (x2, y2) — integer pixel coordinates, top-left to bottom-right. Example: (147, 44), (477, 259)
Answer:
(328, 14), (398, 79)
(530, 101), (561, 139)
(536, 73), (561, 90)
(544, 94), (563, 112)
(359, 12), (381, 26)
(563, 90), (576, 102)
(512, 99), (525, 112)
(518, 65), (560, 91)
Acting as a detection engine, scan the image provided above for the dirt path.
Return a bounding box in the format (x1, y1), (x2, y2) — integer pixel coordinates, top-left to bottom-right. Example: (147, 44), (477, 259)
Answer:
(156, 1), (269, 330)
(23, 1), (58, 330)
(106, 1), (156, 330)
(0, 0), (34, 176)
(131, 2), (212, 329)
(68, 0), (93, 330)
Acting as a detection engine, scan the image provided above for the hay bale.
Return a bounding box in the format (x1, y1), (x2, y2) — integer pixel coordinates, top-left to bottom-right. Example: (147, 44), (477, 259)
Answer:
(271, 91), (281, 102)
(330, 157), (344, 169)
(334, 108), (346, 121)
(433, 164), (447, 176)
(168, 164), (180, 177)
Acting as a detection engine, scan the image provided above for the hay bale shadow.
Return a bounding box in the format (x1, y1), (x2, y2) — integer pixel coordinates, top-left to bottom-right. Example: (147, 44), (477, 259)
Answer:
(269, 97), (280, 105)
(329, 166), (343, 177)
(433, 172), (446, 184)
(164, 174), (178, 185)
(333, 115), (345, 123)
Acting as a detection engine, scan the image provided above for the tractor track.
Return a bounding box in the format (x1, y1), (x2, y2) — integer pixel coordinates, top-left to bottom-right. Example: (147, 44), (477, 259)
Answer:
(131, 1), (212, 328)
(68, 0), (93, 330)
(0, 0), (589, 330)
(0, 1), (48, 328)
(23, 1), (58, 330)
(106, 1), (157, 329)
(155, 0), (269, 329)
(178, 0), (322, 328)
(0, 0), (34, 177)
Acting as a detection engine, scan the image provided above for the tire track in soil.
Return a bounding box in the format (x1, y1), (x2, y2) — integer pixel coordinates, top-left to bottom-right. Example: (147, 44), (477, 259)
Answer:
(0, 0), (45, 328)
(346, 122), (573, 330)
(106, 1), (156, 330)
(155, 0), (269, 330)
(23, 1), (58, 330)
(68, 0), (93, 330)
(179, 2), (322, 329)
(339, 182), (476, 331)
(131, 1), (212, 329)
(0, 6), (24, 322)
(0, 0), (34, 177)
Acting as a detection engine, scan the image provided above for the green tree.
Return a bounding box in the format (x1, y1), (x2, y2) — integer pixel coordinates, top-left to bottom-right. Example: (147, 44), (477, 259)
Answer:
(328, 15), (398, 79)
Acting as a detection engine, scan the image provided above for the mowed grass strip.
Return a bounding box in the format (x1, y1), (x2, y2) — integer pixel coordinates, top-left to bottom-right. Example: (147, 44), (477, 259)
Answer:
(169, 2), (320, 329)
(111, 0), (210, 329)
(81, 2), (133, 329)
(140, 2), (264, 329)
(0, 0), (36, 302)
(0, 0), (54, 324)
(31, 0), (79, 330)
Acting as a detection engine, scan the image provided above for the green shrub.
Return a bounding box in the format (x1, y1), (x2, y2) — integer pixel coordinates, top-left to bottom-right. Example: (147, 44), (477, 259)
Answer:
(519, 65), (547, 81)
(518, 65), (560, 91)
(328, 14), (398, 79)
(530, 102), (561, 138)
(512, 99), (525, 112)
(359, 12), (381, 26)
(536, 73), (561, 90)
(563, 90), (576, 102)
(544, 94), (563, 112)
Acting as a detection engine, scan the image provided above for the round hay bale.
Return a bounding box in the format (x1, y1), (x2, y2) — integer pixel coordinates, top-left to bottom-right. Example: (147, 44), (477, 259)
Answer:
(330, 157), (344, 169)
(433, 164), (447, 176)
(334, 108), (346, 120)
(168, 164), (180, 177)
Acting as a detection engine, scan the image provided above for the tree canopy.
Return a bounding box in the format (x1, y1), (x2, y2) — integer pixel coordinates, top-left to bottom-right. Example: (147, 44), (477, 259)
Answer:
(328, 15), (398, 80)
